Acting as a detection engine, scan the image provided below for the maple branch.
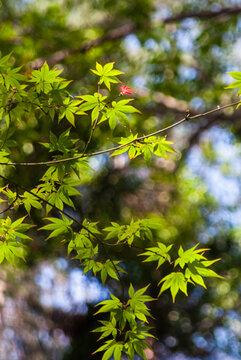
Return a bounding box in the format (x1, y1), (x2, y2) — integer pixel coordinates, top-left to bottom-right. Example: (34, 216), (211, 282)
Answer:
(0, 188), (19, 215)
(0, 100), (239, 167)
(0, 174), (124, 290)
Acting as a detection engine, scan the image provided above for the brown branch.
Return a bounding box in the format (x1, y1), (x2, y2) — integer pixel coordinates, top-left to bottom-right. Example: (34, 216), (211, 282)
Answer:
(187, 104), (241, 151)
(28, 6), (241, 69)
(29, 23), (136, 69)
(145, 90), (188, 113)
(164, 6), (241, 23)
(174, 116), (220, 173)
(174, 106), (241, 173)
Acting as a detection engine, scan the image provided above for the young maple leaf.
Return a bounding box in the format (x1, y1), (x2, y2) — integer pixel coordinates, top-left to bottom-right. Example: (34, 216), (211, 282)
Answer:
(120, 85), (132, 95)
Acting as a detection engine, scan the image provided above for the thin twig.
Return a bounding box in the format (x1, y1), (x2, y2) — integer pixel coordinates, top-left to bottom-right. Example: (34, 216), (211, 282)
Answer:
(80, 85), (104, 156)
(0, 174), (125, 292)
(0, 113), (11, 152)
(0, 100), (239, 167)
(0, 189), (19, 215)
(81, 90), (121, 157)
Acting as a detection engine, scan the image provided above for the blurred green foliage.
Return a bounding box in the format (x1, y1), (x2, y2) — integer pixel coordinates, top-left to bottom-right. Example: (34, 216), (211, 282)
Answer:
(0, 0), (241, 359)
